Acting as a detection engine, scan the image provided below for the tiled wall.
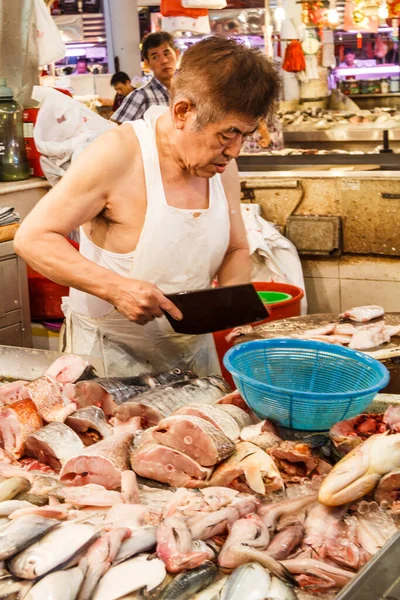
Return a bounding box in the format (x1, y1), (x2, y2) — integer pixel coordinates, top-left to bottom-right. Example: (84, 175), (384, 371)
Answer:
(302, 255), (400, 314)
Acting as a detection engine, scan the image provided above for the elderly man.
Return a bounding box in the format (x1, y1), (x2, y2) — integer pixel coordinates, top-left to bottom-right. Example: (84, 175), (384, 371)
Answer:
(15, 37), (280, 377)
(111, 32), (179, 123)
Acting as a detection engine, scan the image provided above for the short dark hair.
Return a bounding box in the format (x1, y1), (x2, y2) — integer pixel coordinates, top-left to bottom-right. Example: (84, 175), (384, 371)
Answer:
(344, 48), (355, 56)
(142, 32), (176, 61)
(110, 71), (131, 86)
(77, 57), (89, 64)
(171, 36), (281, 129)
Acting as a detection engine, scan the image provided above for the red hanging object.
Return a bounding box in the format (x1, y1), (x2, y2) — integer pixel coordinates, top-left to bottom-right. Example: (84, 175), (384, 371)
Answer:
(160, 0), (208, 18)
(277, 36), (282, 58)
(339, 44), (345, 61)
(282, 40), (306, 72)
(357, 32), (363, 49)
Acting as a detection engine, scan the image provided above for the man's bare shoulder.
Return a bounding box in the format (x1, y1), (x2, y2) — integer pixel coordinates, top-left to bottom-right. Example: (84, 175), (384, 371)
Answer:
(97, 123), (140, 158)
(221, 160), (240, 206)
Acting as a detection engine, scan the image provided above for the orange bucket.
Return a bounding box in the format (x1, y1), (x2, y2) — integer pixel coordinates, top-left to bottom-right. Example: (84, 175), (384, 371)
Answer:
(213, 282), (304, 388)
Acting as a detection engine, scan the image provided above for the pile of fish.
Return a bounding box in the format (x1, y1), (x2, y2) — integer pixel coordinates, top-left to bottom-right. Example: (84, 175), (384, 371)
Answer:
(277, 106), (400, 131)
(230, 305), (399, 352)
(0, 352), (399, 600)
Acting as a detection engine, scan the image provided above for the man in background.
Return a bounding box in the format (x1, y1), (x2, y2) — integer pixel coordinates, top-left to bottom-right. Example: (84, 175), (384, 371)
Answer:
(339, 48), (359, 68)
(99, 72), (135, 112)
(111, 32), (179, 123)
(74, 57), (90, 74)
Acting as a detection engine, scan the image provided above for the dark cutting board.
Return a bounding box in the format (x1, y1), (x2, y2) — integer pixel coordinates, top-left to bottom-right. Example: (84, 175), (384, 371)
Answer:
(235, 312), (400, 395)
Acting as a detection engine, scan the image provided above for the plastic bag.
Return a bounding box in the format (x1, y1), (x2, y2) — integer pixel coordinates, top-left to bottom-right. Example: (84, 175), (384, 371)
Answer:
(241, 203), (307, 315)
(31, 86), (116, 185)
(33, 0), (66, 67)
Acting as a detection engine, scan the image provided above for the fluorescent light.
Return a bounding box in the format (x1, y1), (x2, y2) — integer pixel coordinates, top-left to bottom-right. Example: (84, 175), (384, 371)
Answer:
(328, 8), (339, 25)
(274, 6), (285, 21)
(378, 3), (389, 18)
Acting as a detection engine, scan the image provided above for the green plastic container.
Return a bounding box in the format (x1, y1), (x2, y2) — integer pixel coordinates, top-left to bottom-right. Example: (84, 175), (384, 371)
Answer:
(257, 291), (292, 305)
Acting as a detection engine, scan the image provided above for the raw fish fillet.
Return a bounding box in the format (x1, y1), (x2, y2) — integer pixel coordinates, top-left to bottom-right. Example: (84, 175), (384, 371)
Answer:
(0, 399), (43, 459)
(340, 305), (384, 323)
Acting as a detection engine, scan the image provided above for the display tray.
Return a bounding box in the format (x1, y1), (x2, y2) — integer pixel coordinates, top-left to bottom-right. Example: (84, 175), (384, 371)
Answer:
(237, 152), (400, 172)
(0, 344), (105, 381)
(336, 532), (400, 600)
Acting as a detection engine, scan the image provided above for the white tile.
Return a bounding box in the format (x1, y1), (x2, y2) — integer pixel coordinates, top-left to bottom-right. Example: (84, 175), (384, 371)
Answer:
(340, 279), (400, 312)
(304, 278), (341, 314)
(339, 256), (400, 282)
(301, 258), (340, 279)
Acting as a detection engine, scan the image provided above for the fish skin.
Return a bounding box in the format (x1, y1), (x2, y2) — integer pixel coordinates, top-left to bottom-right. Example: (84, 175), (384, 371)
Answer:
(267, 576), (298, 600)
(115, 378), (230, 425)
(8, 522), (98, 579)
(220, 562), (271, 600)
(217, 404), (252, 429)
(66, 406), (113, 440)
(24, 565), (85, 600)
(0, 477), (31, 503)
(25, 376), (76, 423)
(159, 561), (219, 600)
(172, 405), (240, 442)
(0, 500), (33, 517)
(113, 527), (157, 565)
(92, 554), (166, 600)
(153, 415), (235, 467)
(0, 399), (43, 459)
(266, 523), (304, 560)
(0, 514), (59, 560)
(60, 430), (134, 490)
(25, 423), (84, 471)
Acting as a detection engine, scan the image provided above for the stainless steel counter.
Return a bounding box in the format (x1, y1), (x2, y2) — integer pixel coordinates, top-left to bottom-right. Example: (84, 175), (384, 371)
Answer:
(283, 128), (400, 152)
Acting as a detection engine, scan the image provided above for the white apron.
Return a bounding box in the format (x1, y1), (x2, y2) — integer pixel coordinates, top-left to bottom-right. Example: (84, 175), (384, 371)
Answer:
(61, 106), (230, 377)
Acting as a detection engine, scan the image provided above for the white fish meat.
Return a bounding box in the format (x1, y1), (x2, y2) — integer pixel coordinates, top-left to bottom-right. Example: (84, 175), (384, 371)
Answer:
(25, 565), (85, 600)
(113, 526), (157, 565)
(349, 323), (390, 350)
(92, 554), (166, 600)
(340, 305), (384, 323)
(8, 522), (97, 579)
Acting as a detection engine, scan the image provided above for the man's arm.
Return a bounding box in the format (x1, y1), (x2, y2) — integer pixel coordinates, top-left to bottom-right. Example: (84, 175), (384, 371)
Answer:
(14, 129), (181, 325)
(217, 160), (251, 286)
(111, 89), (147, 124)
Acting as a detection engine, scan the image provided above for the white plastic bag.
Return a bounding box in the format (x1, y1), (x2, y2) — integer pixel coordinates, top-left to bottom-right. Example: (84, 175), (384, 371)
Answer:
(34, 0), (66, 67)
(241, 203), (308, 315)
(31, 86), (116, 185)
(181, 0), (226, 8)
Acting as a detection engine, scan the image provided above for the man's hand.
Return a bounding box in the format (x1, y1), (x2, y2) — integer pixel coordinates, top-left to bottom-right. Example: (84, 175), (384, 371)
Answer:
(111, 279), (183, 326)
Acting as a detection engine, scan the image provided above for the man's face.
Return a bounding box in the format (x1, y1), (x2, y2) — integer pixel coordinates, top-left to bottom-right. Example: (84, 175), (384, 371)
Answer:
(175, 110), (258, 179)
(345, 52), (355, 66)
(76, 61), (88, 74)
(114, 81), (132, 97)
(145, 42), (178, 82)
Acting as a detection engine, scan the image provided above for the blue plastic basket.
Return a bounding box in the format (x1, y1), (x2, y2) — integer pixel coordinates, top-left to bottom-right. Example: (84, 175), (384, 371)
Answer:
(223, 338), (390, 431)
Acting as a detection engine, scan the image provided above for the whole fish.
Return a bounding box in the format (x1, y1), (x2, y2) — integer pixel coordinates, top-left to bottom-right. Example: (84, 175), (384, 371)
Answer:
(60, 429), (134, 490)
(115, 377), (231, 426)
(152, 415), (235, 467)
(266, 523), (304, 560)
(92, 554), (166, 600)
(0, 577), (33, 600)
(0, 500), (34, 517)
(159, 561), (218, 600)
(113, 527), (157, 565)
(0, 477), (31, 503)
(220, 562), (272, 600)
(24, 565), (85, 600)
(8, 522), (97, 579)
(267, 576), (298, 600)
(258, 494), (318, 531)
(25, 422), (84, 470)
(0, 514), (59, 560)
(75, 370), (197, 415)
(0, 398), (43, 459)
(66, 406), (113, 443)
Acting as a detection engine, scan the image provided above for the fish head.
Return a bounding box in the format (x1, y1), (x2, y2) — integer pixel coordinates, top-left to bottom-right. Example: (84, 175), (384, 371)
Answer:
(318, 434), (384, 506)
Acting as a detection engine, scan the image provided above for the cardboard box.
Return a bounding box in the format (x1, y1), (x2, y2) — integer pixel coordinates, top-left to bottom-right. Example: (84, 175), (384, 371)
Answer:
(23, 108), (44, 178)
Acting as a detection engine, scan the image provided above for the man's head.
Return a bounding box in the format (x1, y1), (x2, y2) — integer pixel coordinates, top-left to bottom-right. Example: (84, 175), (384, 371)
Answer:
(110, 72), (134, 97)
(169, 36), (280, 178)
(141, 32), (179, 88)
(344, 48), (356, 66)
(76, 57), (89, 74)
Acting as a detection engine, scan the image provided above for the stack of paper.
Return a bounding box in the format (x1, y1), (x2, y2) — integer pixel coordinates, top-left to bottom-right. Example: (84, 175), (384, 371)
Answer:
(0, 207), (21, 226)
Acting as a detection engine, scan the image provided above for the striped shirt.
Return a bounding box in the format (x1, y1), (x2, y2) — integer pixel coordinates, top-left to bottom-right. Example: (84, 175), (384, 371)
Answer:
(111, 77), (169, 123)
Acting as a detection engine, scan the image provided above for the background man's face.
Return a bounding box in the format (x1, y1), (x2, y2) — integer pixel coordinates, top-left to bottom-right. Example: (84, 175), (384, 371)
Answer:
(114, 81), (132, 97)
(345, 53), (355, 66)
(146, 42), (178, 81)
(76, 61), (88, 74)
